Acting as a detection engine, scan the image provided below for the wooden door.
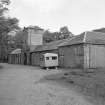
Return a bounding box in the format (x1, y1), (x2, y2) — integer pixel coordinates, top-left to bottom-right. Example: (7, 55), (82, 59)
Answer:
(90, 45), (105, 68)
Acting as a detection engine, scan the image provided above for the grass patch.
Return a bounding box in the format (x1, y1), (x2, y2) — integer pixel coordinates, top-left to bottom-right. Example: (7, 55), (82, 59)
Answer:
(64, 70), (105, 101)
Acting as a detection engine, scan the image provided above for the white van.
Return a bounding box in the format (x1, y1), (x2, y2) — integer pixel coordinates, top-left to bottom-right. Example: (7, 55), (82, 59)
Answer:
(40, 53), (58, 69)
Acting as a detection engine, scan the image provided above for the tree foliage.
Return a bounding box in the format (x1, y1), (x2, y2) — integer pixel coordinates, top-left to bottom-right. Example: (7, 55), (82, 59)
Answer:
(60, 26), (70, 34)
(0, 0), (10, 16)
(60, 26), (73, 39)
(14, 30), (27, 49)
(0, 0), (20, 62)
(43, 30), (61, 43)
(43, 26), (74, 44)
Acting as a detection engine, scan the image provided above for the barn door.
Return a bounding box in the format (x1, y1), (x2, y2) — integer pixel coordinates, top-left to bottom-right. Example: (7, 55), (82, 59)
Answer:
(90, 45), (105, 68)
(59, 56), (64, 67)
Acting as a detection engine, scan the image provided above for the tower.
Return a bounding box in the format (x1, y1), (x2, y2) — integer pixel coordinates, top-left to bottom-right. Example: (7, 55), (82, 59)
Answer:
(26, 26), (44, 46)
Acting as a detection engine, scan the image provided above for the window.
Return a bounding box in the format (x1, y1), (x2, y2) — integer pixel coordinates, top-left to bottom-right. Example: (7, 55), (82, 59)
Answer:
(52, 56), (57, 60)
(59, 49), (64, 57)
(46, 57), (49, 60)
(40, 56), (44, 61)
(40, 58), (43, 61)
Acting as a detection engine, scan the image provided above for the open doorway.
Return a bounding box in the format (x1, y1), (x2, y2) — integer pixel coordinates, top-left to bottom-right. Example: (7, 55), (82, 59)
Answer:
(24, 53), (27, 65)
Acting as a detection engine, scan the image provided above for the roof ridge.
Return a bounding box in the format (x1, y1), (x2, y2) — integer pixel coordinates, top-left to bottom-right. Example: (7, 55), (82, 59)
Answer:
(88, 30), (105, 35)
(83, 31), (87, 42)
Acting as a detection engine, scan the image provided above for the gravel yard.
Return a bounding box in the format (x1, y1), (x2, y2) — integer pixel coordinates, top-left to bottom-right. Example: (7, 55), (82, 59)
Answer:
(0, 63), (97, 105)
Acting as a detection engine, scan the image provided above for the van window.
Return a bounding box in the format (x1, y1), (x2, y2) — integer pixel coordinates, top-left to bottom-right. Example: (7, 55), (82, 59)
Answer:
(46, 57), (49, 60)
(52, 56), (57, 60)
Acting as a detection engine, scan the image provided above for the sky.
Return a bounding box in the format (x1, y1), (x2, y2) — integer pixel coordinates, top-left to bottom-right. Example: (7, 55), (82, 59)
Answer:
(9, 0), (105, 34)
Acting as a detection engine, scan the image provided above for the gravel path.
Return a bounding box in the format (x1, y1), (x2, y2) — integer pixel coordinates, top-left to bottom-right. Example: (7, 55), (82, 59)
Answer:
(0, 63), (94, 105)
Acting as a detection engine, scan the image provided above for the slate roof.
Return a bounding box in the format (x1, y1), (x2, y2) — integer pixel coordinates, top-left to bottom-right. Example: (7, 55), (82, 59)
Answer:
(85, 31), (105, 44)
(31, 39), (66, 52)
(31, 31), (105, 52)
(93, 28), (105, 33)
(59, 31), (105, 46)
(58, 32), (85, 46)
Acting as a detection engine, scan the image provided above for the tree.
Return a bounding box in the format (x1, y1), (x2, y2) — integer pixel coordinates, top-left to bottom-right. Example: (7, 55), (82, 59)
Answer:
(0, 0), (10, 18)
(60, 26), (69, 33)
(14, 30), (27, 49)
(43, 30), (61, 44)
(0, 0), (20, 62)
(43, 30), (54, 43)
(43, 26), (74, 44)
(59, 26), (73, 39)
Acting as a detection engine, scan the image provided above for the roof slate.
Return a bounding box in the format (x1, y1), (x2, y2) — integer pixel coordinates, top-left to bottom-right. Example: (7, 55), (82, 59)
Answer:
(31, 31), (105, 52)
(31, 39), (65, 52)
(85, 31), (105, 44)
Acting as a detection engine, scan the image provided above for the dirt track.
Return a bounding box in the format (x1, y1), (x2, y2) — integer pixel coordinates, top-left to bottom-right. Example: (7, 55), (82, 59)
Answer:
(0, 63), (94, 105)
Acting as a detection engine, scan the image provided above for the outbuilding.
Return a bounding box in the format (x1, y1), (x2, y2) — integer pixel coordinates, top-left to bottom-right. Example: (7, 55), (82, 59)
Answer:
(8, 48), (23, 64)
(8, 31), (105, 70)
(58, 31), (105, 69)
(30, 39), (64, 66)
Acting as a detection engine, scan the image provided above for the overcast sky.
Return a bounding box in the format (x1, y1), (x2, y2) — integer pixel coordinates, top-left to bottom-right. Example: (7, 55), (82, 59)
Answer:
(9, 0), (105, 34)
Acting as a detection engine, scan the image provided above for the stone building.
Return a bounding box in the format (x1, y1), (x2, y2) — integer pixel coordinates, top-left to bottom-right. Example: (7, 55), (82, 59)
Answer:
(31, 31), (105, 69)
(58, 31), (105, 69)
(8, 26), (44, 65)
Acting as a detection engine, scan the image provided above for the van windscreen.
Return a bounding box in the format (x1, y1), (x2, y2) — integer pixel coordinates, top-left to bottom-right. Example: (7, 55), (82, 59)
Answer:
(46, 57), (49, 60)
(52, 56), (57, 60)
